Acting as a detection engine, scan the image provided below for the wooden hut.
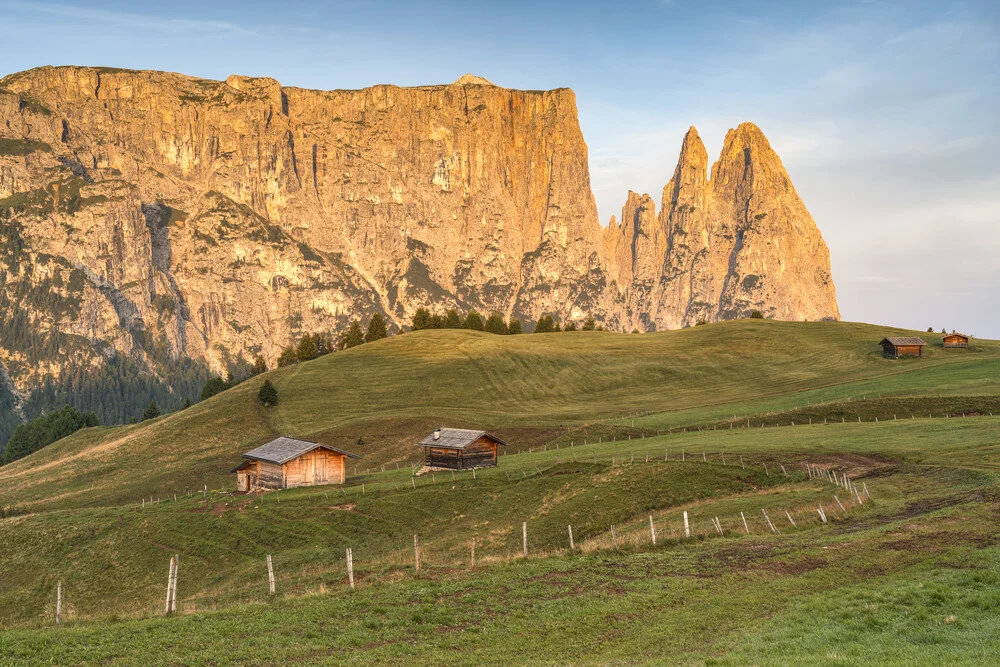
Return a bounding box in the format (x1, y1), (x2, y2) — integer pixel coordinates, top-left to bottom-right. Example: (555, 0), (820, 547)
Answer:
(880, 337), (927, 358)
(232, 437), (360, 491)
(943, 333), (969, 348)
(416, 428), (507, 470)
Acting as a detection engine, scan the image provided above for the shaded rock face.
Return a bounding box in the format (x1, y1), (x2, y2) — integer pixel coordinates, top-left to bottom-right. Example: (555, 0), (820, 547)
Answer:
(0, 66), (837, 405)
(606, 124), (840, 330)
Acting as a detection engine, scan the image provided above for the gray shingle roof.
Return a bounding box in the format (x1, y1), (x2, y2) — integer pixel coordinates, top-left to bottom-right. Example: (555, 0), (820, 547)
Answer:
(881, 337), (928, 346)
(415, 428), (507, 450)
(242, 437), (360, 464)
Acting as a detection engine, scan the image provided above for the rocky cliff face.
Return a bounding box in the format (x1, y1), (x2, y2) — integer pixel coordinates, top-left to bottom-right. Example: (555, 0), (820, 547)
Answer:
(605, 124), (839, 330)
(0, 65), (837, 428)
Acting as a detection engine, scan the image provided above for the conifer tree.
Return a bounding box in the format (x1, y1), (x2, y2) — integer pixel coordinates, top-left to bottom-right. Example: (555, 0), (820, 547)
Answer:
(251, 355), (268, 375)
(564, 322), (577, 331)
(365, 313), (389, 342)
(582, 316), (596, 331)
(296, 333), (319, 361)
(258, 380), (279, 407)
(411, 308), (432, 331)
(444, 309), (462, 329)
(277, 347), (298, 367)
(484, 312), (507, 335)
(340, 320), (365, 349)
(534, 314), (557, 333)
(507, 318), (522, 335)
(200, 376), (228, 401)
(141, 401), (160, 421)
(464, 310), (485, 331)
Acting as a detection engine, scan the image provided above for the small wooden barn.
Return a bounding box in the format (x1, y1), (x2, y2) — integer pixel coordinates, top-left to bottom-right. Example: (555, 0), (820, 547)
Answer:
(416, 428), (507, 470)
(943, 333), (969, 348)
(880, 337), (928, 358)
(233, 437), (360, 491)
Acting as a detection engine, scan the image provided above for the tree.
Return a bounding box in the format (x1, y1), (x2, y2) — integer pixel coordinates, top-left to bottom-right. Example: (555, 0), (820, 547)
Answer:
(183, 397), (191, 409)
(534, 314), (557, 333)
(277, 347), (298, 367)
(507, 318), (522, 335)
(251, 355), (268, 375)
(412, 308), (432, 331)
(429, 313), (444, 329)
(927, 327), (934, 333)
(258, 380), (279, 407)
(484, 312), (507, 335)
(443, 309), (462, 329)
(200, 376), (228, 401)
(296, 333), (319, 361)
(464, 310), (485, 331)
(750, 310), (764, 319)
(582, 316), (596, 331)
(1, 406), (98, 465)
(564, 322), (577, 331)
(141, 401), (160, 421)
(340, 320), (365, 349)
(365, 313), (389, 343)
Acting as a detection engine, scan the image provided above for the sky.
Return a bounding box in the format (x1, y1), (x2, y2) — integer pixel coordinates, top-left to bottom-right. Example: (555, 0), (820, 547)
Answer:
(1, 0), (998, 337)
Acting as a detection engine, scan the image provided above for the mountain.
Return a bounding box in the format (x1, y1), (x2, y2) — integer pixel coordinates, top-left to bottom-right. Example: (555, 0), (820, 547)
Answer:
(0, 65), (838, 436)
(604, 125), (839, 330)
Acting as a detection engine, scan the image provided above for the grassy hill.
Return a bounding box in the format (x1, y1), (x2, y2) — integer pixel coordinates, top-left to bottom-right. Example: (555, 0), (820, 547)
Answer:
(1, 320), (999, 664)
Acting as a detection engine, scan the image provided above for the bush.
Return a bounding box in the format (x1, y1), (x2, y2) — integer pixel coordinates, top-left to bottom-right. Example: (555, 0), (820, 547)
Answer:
(750, 310), (764, 319)
(696, 318), (707, 326)
(258, 380), (278, 407)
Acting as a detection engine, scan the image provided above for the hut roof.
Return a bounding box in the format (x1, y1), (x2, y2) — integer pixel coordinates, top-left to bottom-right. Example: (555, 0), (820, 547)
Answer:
(416, 428), (508, 451)
(242, 437), (360, 465)
(943, 332), (969, 338)
(881, 337), (927, 346)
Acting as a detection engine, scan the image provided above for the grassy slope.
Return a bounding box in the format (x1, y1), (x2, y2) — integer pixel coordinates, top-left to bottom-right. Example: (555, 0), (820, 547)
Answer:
(1, 320), (999, 664)
(1, 320), (997, 512)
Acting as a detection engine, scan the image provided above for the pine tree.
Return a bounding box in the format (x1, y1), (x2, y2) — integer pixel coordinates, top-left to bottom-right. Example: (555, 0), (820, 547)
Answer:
(444, 309), (462, 329)
(251, 355), (268, 375)
(141, 401), (160, 421)
(340, 320), (365, 349)
(296, 333), (319, 361)
(183, 397), (191, 409)
(411, 308), (432, 331)
(484, 312), (507, 335)
(582, 316), (596, 331)
(507, 318), (522, 335)
(277, 347), (298, 367)
(564, 322), (577, 331)
(429, 313), (444, 329)
(258, 380), (279, 407)
(200, 377), (228, 401)
(464, 310), (485, 331)
(365, 313), (389, 342)
(534, 314), (557, 333)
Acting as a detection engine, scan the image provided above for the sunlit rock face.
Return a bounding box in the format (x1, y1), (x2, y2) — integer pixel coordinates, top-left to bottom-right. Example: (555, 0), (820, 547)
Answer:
(0, 66), (836, 400)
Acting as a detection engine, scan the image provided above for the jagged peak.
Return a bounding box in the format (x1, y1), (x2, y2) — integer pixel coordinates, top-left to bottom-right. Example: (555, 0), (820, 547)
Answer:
(453, 74), (494, 86)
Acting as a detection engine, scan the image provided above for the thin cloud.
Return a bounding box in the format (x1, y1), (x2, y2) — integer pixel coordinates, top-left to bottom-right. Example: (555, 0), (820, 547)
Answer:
(0, 1), (258, 36)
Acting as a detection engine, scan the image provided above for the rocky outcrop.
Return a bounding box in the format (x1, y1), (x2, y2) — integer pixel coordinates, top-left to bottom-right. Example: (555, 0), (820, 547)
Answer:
(0, 66), (838, 423)
(608, 124), (839, 330)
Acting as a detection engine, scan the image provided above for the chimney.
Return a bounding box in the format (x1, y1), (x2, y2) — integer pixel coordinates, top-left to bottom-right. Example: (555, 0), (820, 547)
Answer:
(433, 429), (441, 441)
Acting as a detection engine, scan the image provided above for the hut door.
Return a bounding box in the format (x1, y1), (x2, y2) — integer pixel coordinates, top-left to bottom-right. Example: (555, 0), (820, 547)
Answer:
(318, 455), (327, 483)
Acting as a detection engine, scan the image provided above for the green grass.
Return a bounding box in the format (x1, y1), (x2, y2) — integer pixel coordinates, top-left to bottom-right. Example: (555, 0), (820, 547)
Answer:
(0, 320), (998, 664)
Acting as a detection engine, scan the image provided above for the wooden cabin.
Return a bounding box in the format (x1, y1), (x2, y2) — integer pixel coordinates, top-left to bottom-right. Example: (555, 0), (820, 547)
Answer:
(943, 333), (969, 348)
(880, 337), (928, 358)
(416, 428), (507, 470)
(232, 437), (360, 491)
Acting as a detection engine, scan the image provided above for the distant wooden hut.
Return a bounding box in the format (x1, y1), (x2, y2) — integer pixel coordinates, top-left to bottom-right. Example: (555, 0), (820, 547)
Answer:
(880, 337), (927, 358)
(943, 333), (969, 348)
(416, 428), (507, 470)
(233, 437), (360, 491)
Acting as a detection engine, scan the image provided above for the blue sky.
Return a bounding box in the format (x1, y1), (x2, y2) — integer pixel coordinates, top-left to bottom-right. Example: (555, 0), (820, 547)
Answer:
(1, 0), (998, 336)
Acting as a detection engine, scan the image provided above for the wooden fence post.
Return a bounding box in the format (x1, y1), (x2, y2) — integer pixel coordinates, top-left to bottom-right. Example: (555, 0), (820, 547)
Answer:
(346, 548), (355, 590)
(713, 517), (723, 535)
(267, 554), (275, 595)
(818, 504), (827, 523)
(721, 453), (726, 466)
(611, 525), (619, 548)
(165, 556), (178, 614)
(522, 522), (528, 559)
(780, 465), (788, 477)
(568, 525), (575, 552)
(414, 535), (421, 572)
(763, 463), (770, 476)
(762, 509), (778, 533)
(741, 511), (749, 534)
(56, 580), (62, 626)
(834, 496), (847, 513)
(863, 482), (871, 499)
(785, 510), (797, 528)
(740, 456), (745, 469)
(683, 511), (690, 539)
(649, 516), (657, 545)
(471, 538), (476, 568)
